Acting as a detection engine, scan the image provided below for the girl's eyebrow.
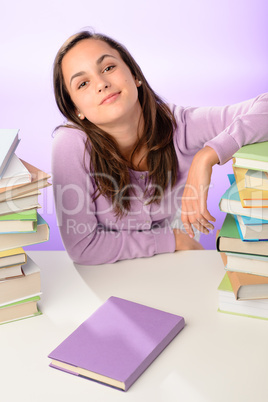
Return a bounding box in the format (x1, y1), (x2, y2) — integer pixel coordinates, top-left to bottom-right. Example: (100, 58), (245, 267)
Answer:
(70, 71), (86, 86)
(96, 54), (116, 65)
(69, 54), (117, 86)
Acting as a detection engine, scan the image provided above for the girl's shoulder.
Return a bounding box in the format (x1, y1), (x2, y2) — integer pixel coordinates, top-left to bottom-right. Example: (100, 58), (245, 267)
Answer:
(167, 103), (188, 127)
(53, 124), (88, 142)
(52, 124), (90, 153)
(53, 124), (88, 147)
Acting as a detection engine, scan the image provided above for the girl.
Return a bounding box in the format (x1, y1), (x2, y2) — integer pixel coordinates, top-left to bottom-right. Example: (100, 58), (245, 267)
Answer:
(52, 30), (268, 265)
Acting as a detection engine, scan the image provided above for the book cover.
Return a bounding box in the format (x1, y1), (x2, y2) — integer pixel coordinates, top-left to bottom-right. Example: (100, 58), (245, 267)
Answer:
(227, 270), (268, 300)
(216, 214), (268, 256)
(0, 213), (49, 252)
(0, 129), (20, 178)
(0, 209), (37, 233)
(48, 296), (185, 391)
(0, 160), (51, 202)
(0, 247), (26, 268)
(0, 153), (31, 189)
(218, 273), (268, 320)
(233, 141), (268, 171)
(219, 181), (268, 220)
(233, 165), (268, 207)
(239, 215), (268, 225)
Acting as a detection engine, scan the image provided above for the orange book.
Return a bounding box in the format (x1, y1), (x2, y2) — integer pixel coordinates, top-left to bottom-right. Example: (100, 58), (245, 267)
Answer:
(227, 271), (268, 300)
(232, 164), (268, 207)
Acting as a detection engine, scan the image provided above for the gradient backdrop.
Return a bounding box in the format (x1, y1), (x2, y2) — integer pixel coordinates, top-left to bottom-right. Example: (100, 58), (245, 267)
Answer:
(1, 0), (268, 251)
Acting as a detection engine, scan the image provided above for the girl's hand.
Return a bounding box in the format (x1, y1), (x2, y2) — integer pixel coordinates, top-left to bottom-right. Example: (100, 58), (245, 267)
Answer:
(181, 146), (219, 238)
(173, 229), (204, 250)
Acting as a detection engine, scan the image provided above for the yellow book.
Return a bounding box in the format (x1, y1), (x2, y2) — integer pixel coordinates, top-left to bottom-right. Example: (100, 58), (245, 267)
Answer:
(232, 164), (268, 207)
(0, 247), (27, 268)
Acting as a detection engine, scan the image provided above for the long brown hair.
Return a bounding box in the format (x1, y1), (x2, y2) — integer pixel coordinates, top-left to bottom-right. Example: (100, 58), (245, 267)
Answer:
(53, 30), (178, 217)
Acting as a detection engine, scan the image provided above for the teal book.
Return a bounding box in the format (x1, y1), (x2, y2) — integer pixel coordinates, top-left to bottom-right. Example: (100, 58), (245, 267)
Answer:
(0, 213), (49, 252)
(234, 214), (268, 241)
(240, 215), (268, 225)
(218, 273), (268, 320)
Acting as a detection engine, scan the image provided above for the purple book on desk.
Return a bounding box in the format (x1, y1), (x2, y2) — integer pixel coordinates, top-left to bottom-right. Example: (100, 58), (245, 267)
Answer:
(48, 296), (185, 391)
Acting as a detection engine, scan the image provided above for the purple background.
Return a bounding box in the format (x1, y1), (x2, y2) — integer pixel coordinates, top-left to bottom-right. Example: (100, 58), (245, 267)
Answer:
(1, 0), (268, 250)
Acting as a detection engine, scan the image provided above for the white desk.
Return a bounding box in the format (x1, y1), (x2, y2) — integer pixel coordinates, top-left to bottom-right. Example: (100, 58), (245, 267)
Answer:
(1, 250), (268, 402)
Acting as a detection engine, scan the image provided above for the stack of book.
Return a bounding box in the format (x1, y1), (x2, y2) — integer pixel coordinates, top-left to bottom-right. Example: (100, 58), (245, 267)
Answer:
(216, 141), (268, 320)
(0, 129), (50, 325)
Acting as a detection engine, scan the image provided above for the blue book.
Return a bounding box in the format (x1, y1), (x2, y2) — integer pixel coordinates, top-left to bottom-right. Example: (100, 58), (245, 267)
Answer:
(240, 215), (268, 225)
(233, 214), (268, 241)
(0, 129), (20, 178)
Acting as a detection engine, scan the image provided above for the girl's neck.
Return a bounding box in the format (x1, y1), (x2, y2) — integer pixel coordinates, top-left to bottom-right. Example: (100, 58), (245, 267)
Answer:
(103, 107), (147, 170)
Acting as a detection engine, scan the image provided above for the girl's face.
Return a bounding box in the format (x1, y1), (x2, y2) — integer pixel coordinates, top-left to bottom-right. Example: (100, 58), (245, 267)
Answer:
(62, 38), (141, 132)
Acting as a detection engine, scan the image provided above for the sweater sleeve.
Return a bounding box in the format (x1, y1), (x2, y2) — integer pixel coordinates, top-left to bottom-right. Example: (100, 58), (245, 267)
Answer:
(52, 127), (175, 265)
(173, 92), (268, 165)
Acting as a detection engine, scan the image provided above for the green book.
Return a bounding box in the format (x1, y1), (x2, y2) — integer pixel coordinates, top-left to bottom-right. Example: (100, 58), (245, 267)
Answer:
(233, 141), (268, 171)
(0, 296), (41, 325)
(0, 213), (49, 252)
(216, 213), (268, 257)
(0, 295), (40, 309)
(0, 209), (37, 233)
(218, 273), (268, 320)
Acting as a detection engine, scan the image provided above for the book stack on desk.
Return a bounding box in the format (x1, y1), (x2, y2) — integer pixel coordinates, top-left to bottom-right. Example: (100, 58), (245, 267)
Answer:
(0, 129), (50, 325)
(216, 141), (268, 320)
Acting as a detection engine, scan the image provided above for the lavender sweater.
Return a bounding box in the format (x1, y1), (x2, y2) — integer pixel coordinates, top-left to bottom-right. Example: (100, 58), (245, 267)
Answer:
(52, 93), (268, 265)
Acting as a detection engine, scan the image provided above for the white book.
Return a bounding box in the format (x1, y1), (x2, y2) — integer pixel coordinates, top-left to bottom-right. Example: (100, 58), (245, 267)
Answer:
(0, 191), (40, 216)
(0, 248), (26, 268)
(226, 252), (268, 277)
(218, 289), (268, 319)
(0, 129), (20, 178)
(234, 157), (268, 172)
(0, 256), (41, 306)
(0, 264), (23, 281)
(0, 154), (31, 189)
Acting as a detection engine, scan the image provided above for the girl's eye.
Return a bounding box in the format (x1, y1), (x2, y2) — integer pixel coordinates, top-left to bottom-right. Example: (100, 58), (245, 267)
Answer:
(103, 65), (115, 73)
(78, 81), (89, 90)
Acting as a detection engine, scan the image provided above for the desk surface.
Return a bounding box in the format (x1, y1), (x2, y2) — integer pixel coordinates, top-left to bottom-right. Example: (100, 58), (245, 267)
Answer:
(1, 250), (268, 402)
